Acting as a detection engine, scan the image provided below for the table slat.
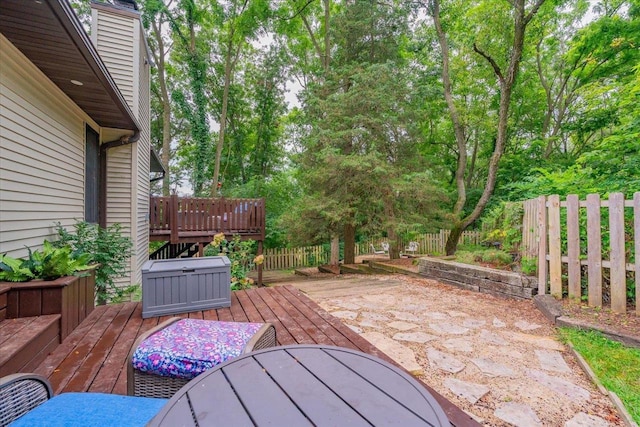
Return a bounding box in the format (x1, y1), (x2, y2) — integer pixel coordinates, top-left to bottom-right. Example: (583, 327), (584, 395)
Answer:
(186, 371), (254, 426)
(222, 356), (313, 426)
(254, 350), (371, 426)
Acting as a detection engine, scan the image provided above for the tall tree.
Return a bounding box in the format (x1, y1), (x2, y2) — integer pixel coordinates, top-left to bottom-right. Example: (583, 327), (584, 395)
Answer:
(425, 0), (547, 254)
(210, 0), (270, 196)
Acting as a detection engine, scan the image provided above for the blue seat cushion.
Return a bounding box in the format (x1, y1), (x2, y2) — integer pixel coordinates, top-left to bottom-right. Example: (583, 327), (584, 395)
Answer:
(9, 392), (167, 427)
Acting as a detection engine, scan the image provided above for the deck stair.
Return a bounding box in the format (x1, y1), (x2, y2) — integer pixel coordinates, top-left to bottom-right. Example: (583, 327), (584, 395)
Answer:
(149, 242), (199, 260)
(0, 314), (61, 377)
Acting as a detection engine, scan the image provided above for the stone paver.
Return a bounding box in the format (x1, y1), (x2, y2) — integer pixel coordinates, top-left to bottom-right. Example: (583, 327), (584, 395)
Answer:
(479, 329), (508, 346)
(505, 332), (565, 351)
(361, 312), (389, 322)
(331, 310), (357, 320)
(330, 301), (361, 310)
(526, 369), (591, 402)
(388, 321), (419, 331)
(442, 338), (474, 352)
(359, 320), (382, 329)
(447, 310), (469, 317)
(361, 294), (396, 306)
(429, 323), (470, 335)
(463, 319), (486, 328)
(393, 332), (437, 343)
(535, 349), (571, 373)
(426, 348), (466, 373)
(361, 331), (422, 375)
(494, 402), (542, 427)
(471, 358), (517, 377)
(425, 312), (449, 320)
(515, 320), (542, 331)
(565, 413), (610, 427)
(444, 378), (490, 404)
(389, 311), (421, 321)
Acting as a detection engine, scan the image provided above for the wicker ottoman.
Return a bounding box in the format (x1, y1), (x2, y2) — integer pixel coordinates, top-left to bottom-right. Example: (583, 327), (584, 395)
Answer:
(127, 317), (276, 398)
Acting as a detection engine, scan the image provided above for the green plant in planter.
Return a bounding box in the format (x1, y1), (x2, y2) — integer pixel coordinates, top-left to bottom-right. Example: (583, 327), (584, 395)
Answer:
(0, 254), (35, 282)
(54, 221), (132, 305)
(0, 241), (91, 282)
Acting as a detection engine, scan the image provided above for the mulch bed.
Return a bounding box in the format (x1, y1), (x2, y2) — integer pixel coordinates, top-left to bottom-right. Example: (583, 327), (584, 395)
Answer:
(560, 299), (640, 341)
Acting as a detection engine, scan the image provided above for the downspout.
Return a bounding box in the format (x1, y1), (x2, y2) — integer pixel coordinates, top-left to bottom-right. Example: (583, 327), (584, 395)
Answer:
(99, 130), (141, 228)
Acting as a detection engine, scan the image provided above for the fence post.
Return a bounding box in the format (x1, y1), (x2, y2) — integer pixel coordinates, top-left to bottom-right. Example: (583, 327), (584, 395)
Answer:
(609, 193), (626, 313)
(586, 194), (602, 308)
(566, 195), (581, 299)
(537, 195), (548, 295)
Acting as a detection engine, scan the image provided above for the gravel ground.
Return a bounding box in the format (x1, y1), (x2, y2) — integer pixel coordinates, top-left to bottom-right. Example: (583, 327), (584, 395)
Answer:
(299, 273), (624, 426)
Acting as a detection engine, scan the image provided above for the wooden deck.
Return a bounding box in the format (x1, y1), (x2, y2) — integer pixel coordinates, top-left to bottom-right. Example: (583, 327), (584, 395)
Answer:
(31, 285), (477, 426)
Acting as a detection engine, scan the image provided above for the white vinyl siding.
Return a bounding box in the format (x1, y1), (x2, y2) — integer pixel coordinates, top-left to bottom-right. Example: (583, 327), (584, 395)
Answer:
(0, 35), (93, 257)
(94, 12), (135, 107)
(93, 7), (151, 288)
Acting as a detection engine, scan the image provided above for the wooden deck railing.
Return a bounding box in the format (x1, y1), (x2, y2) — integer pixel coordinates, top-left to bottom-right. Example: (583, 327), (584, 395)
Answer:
(149, 196), (265, 244)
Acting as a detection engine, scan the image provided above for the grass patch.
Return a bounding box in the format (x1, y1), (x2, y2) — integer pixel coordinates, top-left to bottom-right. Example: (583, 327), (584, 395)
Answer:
(558, 328), (640, 423)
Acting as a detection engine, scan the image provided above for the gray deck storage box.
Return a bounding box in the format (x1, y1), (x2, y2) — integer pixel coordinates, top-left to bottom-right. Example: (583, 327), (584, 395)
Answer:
(142, 256), (231, 318)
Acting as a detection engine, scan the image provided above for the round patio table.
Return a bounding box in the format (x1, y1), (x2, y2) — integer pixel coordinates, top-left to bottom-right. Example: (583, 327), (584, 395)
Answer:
(148, 344), (450, 427)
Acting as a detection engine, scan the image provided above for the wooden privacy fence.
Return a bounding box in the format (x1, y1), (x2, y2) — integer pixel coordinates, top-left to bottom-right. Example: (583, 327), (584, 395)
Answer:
(530, 193), (639, 314)
(356, 230), (482, 256)
(262, 246), (329, 271)
(260, 230), (482, 271)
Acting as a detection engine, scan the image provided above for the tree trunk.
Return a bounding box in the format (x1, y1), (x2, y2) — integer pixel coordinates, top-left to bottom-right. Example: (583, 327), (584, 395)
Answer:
(212, 37), (236, 196)
(445, 223), (465, 255)
(330, 234), (340, 265)
(343, 223), (356, 264)
(439, 0), (546, 254)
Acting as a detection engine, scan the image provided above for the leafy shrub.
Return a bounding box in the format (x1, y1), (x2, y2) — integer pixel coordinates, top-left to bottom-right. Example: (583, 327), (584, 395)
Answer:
(0, 241), (91, 282)
(204, 233), (262, 290)
(481, 202), (523, 252)
(474, 249), (513, 266)
(521, 256), (537, 276)
(54, 221), (132, 304)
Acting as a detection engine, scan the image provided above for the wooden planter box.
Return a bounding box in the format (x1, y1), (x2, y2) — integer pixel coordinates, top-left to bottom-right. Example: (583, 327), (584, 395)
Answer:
(3, 268), (96, 340)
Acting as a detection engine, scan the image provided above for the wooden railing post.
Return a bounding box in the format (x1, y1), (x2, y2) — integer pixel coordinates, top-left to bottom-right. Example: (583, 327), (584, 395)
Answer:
(170, 194), (179, 244)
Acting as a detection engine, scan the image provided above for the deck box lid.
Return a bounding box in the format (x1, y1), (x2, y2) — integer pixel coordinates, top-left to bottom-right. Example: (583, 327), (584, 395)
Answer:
(142, 256), (230, 273)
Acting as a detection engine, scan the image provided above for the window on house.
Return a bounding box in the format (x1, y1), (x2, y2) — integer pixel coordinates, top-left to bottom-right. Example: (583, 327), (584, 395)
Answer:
(85, 125), (100, 223)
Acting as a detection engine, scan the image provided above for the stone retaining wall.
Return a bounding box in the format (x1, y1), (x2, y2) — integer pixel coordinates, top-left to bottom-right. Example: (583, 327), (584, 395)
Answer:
(418, 257), (537, 299)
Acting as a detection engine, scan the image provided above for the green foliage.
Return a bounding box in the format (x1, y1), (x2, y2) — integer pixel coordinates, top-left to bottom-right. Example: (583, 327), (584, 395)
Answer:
(0, 242), (91, 282)
(0, 254), (35, 282)
(480, 202), (524, 252)
(204, 234), (260, 290)
(559, 328), (640, 423)
(455, 247), (514, 269)
(521, 256), (537, 276)
(54, 221), (132, 304)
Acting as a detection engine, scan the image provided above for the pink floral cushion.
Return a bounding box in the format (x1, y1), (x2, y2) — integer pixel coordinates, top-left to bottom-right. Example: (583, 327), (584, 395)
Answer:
(132, 319), (264, 379)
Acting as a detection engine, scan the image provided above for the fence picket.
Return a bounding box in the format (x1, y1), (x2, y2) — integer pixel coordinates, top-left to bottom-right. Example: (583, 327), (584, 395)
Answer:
(548, 195), (562, 297)
(537, 196), (548, 295)
(609, 193), (626, 313)
(586, 194), (603, 307)
(566, 195), (581, 299)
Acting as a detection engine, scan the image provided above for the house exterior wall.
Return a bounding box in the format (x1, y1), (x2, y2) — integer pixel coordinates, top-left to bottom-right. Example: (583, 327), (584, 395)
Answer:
(0, 34), (98, 257)
(92, 5), (150, 288)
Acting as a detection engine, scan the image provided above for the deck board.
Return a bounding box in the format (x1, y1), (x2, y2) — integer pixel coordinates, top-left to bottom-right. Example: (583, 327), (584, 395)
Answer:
(32, 285), (477, 426)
